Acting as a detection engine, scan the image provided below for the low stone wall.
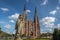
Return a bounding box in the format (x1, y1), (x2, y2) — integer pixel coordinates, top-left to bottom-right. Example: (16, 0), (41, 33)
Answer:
(0, 37), (14, 40)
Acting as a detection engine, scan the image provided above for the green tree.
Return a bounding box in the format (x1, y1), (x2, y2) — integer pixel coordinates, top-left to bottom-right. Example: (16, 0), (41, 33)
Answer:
(0, 25), (1, 31)
(53, 28), (60, 40)
(53, 28), (58, 40)
(57, 30), (60, 40)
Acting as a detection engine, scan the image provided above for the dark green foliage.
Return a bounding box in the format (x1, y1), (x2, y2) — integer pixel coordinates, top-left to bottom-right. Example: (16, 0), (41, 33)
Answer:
(53, 28), (60, 40)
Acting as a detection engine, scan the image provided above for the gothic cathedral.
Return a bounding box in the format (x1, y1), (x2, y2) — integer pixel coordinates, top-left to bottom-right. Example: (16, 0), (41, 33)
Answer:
(15, 5), (40, 38)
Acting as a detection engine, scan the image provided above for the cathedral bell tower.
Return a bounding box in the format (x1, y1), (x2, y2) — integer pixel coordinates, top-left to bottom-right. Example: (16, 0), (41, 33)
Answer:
(34, 8), (40, 38)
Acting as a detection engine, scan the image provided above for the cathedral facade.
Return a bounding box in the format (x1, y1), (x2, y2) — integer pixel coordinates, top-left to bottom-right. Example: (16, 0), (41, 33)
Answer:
(15, 5), (40, 38)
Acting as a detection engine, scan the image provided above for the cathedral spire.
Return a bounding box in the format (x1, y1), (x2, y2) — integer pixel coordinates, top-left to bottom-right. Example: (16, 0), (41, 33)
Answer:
(24, 4), (26, 11)
(23, 4), (27, 35)
(35, 7), (37, 16)
(34, 7), (40, 37)
(23, 4), (27, 21)
(34, 7), (38, 22)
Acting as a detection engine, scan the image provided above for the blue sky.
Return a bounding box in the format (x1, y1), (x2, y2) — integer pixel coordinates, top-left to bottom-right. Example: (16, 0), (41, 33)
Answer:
(0, 0), (60, 34)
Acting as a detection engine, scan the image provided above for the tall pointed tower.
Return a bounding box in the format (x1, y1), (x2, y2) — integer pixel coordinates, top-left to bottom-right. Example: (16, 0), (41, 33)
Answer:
(23, 4), (27, 21)
(22, 4), (27, 36)
(34, 8), (40, 38)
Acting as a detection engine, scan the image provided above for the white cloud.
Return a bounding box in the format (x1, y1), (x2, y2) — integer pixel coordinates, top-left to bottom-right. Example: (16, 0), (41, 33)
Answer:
(40, 16), (60, 33)
(41, 29), (47, 33)
(26, 0), (29, 2)
(8, 11), (30, 23)
(13, 30), (16, 34)
(41, 27), (53, 33)
(45, 23), (54, 28)
(48, 29), (52, 32)
(41, 0), (48, 5)
(40, 17), (56, 24)
(50, 23), (60, 29)
(49, 6), (60, 15)
(0, 8), (9, 13)
(49, 10), (57, 15)
(56, 6), (60, 10)
(9, 13), (19, 20)
(40, 17), (56, 28)
(47, 28), (53, 33)
(8, 13), (19, 23)
(4, 24), (11, 29)
(57, 23), (60, 29)
(26, 10), (31, 13)
(9, 20), (15, 23)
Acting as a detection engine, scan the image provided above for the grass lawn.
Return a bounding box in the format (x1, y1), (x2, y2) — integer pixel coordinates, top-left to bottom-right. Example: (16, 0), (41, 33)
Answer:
(36, 38), (50, 40)
(0, 38), (51, 40)
(23, 38), (51, 40)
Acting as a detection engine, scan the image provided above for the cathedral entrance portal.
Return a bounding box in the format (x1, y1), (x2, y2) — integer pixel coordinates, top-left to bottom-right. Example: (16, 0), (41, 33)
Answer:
(30, 31), (33, 38)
